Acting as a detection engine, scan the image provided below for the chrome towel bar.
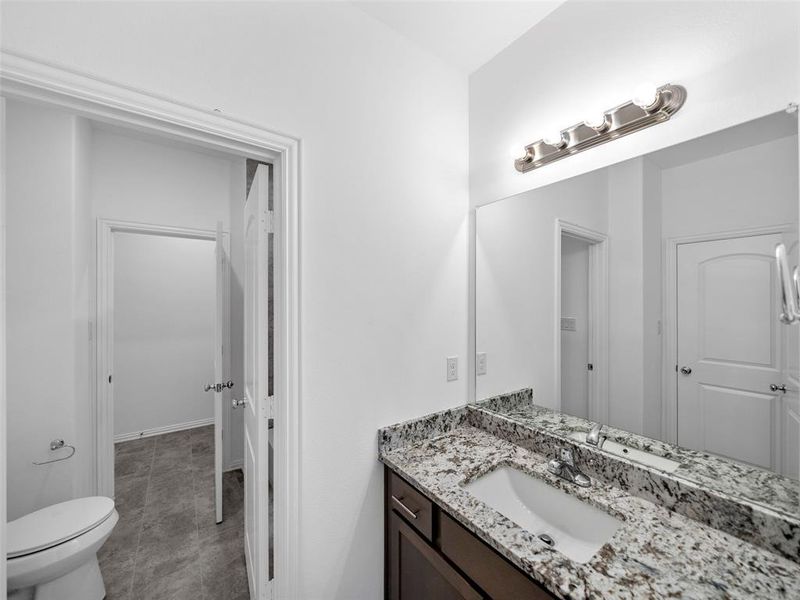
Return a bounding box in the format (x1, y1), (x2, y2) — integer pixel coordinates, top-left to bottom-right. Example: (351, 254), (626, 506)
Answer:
(33, 439), (76, 465)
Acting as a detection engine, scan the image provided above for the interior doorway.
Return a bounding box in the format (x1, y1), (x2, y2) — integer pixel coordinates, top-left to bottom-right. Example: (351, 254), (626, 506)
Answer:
(556, 220), (609, 423)
(98, 220), (231, 519)
(1, 54), (299, 600)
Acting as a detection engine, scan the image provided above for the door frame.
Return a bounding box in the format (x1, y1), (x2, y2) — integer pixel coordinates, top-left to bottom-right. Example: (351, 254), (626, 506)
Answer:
(662, 223), (796, 445)
(96, 220), (230, 483)
(554, 219), (609, 423)
(0, 50), (301, 600)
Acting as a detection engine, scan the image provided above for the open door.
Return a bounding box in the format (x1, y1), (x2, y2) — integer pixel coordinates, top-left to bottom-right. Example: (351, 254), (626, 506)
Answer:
(214, 221), (224, 523)
(243, 164), (272, 598)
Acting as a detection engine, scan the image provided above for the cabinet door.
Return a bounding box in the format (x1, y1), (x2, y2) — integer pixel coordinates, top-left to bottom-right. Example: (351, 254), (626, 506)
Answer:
(389, 512), (482, 600)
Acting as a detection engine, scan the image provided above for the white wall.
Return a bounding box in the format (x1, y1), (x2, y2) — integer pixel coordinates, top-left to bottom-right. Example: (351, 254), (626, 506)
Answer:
(1, 3), (468, 597)
(476, 168), (607, 405)
(660, 135), (799, 238)
(470, 1), (800, 207)
(5, 101), (92, 519)
(113, 233), (216, 438)
(606, 159), (646, 433)
(641, 158), (663, 439)
(560, 236), (589, 418)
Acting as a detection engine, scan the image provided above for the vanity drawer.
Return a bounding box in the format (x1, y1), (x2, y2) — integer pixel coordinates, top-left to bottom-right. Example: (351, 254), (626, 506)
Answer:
(389, 471), (433, 541)
(439, 513), (556, 600)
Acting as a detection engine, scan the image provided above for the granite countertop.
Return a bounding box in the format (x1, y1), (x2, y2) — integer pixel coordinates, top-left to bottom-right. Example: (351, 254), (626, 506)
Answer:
(378, 403), (800, 599)
(476, 389), (800, 519)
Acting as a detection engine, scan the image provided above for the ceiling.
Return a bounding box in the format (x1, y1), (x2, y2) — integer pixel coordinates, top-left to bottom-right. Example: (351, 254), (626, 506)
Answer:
(353, 1), (565, 75)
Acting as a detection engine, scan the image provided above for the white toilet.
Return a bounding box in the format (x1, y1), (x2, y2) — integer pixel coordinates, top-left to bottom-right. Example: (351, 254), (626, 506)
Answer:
(7, 497), (119, 600)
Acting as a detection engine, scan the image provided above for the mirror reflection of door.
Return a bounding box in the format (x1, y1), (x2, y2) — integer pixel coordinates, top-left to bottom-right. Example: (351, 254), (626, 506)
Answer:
(677, 232), (799, 478)
(560, 235), (591, 419)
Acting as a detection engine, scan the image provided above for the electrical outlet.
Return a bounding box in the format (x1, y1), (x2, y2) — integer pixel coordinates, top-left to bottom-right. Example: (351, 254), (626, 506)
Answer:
(476, 352), (487, 376)
(446, 356), (458, 382)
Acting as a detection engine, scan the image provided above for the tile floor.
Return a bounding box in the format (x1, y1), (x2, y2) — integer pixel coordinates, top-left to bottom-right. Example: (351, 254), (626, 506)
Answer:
(99, 426), (250, 600)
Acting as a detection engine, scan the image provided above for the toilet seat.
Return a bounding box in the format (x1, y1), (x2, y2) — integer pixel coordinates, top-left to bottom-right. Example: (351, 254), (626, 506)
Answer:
(7, 497), (115, 559)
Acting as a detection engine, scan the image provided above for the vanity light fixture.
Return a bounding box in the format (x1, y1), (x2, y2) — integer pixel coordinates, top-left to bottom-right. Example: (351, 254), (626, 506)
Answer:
(513, 83), (687, 173)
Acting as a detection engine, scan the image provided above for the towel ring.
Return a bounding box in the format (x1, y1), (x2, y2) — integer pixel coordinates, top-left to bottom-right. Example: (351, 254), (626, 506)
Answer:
(33, 439), (76, 466)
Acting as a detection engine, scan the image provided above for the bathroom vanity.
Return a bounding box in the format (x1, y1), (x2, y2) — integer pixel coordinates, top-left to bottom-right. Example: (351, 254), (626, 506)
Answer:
(380, 99), (800, 599)
(385, 467), (555, 599)
(379, 392), (800, 599)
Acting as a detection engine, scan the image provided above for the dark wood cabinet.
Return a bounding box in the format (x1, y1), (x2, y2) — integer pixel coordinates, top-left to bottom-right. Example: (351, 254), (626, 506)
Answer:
(388, 511), (481, 600)
(384, 467), (558, 600)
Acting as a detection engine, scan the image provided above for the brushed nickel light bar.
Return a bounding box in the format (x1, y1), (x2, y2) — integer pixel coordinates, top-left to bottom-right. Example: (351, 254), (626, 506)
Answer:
(513, 83), (687, 173)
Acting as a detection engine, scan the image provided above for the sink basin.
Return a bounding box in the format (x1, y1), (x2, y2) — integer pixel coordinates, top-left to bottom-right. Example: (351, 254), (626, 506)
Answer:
(567, 432), (681, 473)
(464, 466), (622, 564)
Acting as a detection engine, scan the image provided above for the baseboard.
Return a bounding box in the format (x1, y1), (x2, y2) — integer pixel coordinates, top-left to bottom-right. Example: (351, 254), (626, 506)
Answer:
(114, 417), (214, 443)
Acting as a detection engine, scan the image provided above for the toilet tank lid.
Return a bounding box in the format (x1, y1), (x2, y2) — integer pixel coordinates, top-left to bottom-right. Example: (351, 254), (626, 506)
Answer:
(7, 496), (115, 558)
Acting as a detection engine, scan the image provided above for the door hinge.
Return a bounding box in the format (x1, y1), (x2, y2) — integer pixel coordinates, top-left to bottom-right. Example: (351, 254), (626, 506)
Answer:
(267, 210), (275, 234)
(267, 395), (275, 419)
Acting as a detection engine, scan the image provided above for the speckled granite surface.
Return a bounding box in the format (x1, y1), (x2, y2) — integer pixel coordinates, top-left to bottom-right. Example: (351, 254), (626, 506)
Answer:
(475, 389), (799, 518)
(378, 401), (800, 599)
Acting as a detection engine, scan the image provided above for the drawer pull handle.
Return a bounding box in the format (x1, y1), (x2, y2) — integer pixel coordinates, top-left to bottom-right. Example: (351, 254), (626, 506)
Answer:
(391, 495), (419, 520)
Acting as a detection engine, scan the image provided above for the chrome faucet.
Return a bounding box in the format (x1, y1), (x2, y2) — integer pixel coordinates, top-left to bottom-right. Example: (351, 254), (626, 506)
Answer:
(547, 448), (591, 488)
(586, 423), (605, 448)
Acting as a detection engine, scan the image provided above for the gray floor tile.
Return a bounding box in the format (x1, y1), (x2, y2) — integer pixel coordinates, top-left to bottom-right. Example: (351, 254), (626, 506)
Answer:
(115, 451), (153, 478)
(115, 437), (155, 457)
(113, 474), (149, 514)
(101, 554), (134, 600)
(140, 507), (198, 546)
(99, 507), (143, 567)
(192, 451), (216, 473)
(134, 563), (204, 600)
(147, 470), (195, 504)
(197, 522), (247, 579)
(201, 564), (251, 600)
(134, 533), (202, 583)
(102, 427), (248, 600)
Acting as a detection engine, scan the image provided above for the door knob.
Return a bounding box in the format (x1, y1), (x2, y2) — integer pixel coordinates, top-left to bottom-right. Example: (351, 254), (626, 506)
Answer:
(232, 398), (247, 408)
(680, 366), (692, 375)
(770, 384), (787, 393)
(204, 380), (235, 393)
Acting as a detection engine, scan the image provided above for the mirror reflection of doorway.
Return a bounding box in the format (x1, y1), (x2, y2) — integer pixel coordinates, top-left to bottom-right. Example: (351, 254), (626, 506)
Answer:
(557, 224), (609, 424)
(560, 235), (591, 419)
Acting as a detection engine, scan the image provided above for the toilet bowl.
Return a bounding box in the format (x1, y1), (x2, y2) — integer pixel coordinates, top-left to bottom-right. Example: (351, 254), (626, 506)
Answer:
(7, 496), (118, 600)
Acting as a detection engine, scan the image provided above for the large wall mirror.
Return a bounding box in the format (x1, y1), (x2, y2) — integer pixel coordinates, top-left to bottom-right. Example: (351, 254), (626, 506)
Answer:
(476, 109), (800, 481)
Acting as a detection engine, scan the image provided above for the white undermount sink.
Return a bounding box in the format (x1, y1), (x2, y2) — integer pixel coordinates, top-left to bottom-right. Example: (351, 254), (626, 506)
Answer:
(567, 432), (681, 473)
(464, 466), (622, 564)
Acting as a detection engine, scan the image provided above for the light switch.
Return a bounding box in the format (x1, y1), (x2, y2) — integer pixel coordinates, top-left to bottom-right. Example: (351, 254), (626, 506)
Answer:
(560, 317), (577, 332)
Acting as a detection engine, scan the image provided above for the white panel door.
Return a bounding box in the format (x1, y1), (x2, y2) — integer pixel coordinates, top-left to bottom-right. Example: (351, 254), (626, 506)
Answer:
(677, 233), (795, 473)
(243, 165), (271, 598)
(214, 221), (224, 523)
(780, 237), (800, 479)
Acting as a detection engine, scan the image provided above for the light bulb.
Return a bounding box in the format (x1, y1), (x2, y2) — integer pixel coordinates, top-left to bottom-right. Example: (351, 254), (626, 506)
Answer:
(508, 144), (527, 161)
(542, 129), (565, 147)
(583, 113), (608, 130)
(632, 82), (659, 110)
